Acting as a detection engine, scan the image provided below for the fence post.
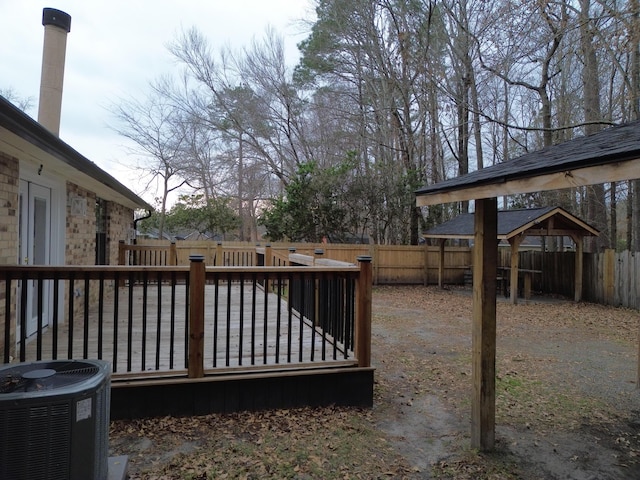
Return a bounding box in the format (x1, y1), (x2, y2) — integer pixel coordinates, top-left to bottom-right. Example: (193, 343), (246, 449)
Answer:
(355, 255), (372, 368)
(118, 241), (126, 287)
(118, 240), (126, 265)
(169, 241), (177, 265)
(215, 242), (223, 266)
(188, 254), (205, 378)
(264, 244), (273, 292)
(314, 248), (324, 264)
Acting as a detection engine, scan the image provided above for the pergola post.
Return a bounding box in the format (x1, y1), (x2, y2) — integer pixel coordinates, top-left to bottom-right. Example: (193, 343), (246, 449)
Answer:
(471, 198), (498, 451)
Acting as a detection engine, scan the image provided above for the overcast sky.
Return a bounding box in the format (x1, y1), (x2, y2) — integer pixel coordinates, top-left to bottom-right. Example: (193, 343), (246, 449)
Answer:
(1, 1), (314, 205)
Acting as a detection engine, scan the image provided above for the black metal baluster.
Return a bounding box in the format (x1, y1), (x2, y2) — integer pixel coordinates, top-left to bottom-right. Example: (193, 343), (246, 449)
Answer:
(275, 273), (281, 364)
(4, 277), (11, 363)
(169, 271), (176, 370)
(226, 274), (231, 367)
(113, 272), (119, 373)
(156, 271), (162, 371)
(52, 274), (59, 360)
(36, 273), (43, 360)
(127, 272), (134, 372)
(310, 272), (316, 362)
(83, 276), (90, 358)
(67, 275), (74, 360)
(263, 272), (269, 364)
(251, 273), (257, 365)
(213, 275), (219, 368)
(141, 271), (148, 371)
(184, 275), (190, 369)
(238, 273), (244, 366)
(98, 273), (104, 359)
(287, 272), (293, 363)
(299, 273), (305, 363)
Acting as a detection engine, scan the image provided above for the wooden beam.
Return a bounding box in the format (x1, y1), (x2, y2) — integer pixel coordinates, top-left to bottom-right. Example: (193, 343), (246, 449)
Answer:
(416, 160), (640, 206)
(525, 228), (598, 237)
(471, 198), (498, 451)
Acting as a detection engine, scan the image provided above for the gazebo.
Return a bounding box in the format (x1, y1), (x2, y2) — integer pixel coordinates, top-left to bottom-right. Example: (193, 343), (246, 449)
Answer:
(423, 206), (599, 303)
(416, 119), (640, 452)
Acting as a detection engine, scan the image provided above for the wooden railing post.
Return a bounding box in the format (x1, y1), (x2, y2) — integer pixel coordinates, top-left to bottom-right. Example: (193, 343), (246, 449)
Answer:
(265, 244), (272, 266)
(169, 241), (177, 265)
(215, 242), (223, 266)
(355, 255), (372, 367)
(118, 240), (126, 265)
(188, 254), (205, 378)
(118, 241), (126, 287)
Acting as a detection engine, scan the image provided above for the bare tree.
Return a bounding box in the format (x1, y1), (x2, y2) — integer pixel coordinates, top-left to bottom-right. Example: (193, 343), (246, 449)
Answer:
(110, 86), (188, 238)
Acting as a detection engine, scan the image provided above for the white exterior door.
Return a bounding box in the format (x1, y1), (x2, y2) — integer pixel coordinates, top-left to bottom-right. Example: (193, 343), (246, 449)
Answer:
(18, 180), (52, 337)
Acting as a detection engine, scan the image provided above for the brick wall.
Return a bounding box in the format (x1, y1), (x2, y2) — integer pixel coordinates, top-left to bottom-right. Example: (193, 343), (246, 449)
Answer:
(106, 201), (134, 265)
(0, 153), (19, 359)
(66, 182), (97, 266)
(65, 184), (135, 320)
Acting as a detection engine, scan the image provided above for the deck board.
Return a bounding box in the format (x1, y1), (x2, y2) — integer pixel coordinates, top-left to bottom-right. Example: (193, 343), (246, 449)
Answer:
(22, 282), (352, 375)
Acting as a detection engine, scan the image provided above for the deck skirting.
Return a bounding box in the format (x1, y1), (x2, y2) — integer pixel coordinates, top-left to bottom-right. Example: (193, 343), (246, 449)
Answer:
(110, 365), (374, 419)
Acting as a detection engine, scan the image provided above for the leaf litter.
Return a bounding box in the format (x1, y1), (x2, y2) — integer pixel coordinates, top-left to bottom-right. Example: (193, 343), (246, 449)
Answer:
(110, 285), (640, 479)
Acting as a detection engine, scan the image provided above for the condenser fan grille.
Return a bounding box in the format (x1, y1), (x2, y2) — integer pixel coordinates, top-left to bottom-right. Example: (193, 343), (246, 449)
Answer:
(0, 361), (101, 393)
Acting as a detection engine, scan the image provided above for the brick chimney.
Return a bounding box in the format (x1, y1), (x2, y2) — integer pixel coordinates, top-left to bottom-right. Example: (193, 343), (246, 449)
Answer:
(37, 8), (71, 136)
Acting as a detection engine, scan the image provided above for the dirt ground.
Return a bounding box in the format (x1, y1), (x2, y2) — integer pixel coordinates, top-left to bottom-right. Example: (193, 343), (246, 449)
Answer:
(110, 285), (640, 479)
(371, 285), (640, 479)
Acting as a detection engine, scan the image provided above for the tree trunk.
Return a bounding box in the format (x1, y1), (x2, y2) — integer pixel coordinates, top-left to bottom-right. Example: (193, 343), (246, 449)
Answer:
(579, 0), (608, 252)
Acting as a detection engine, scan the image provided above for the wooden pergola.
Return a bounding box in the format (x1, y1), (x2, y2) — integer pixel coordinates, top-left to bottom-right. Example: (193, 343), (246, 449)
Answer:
(416, 119), (640, 451)
(423, 206), (599, 303)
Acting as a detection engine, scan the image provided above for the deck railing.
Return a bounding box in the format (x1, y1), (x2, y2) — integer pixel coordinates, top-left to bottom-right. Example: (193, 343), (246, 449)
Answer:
(0, 255), (372, 380)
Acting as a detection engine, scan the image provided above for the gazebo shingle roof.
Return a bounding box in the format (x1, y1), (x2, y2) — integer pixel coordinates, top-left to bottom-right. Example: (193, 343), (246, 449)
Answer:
(424, 206), (598, 240)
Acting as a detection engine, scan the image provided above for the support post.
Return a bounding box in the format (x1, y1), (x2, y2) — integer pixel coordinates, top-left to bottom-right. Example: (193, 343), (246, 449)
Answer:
(508, 235), (525, 304)
(118, 240), (126, 287)
(169, 241), (177, 265)
(264, 244), (273, 267)
(438, 239), (446, 289)
(188, 254), (205, 378)
(215, 242), (223, 267)
(355, 256), (372, 368)
(471, 198), (498, 451)
(118, 240), (126, 265)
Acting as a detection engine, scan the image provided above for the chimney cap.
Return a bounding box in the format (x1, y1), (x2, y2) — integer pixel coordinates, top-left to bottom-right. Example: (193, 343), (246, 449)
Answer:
(42, 8), (71, 33)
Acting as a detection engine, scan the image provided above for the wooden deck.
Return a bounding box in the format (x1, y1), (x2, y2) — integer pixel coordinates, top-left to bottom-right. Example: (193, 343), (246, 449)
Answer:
(22, 282), (353, 375)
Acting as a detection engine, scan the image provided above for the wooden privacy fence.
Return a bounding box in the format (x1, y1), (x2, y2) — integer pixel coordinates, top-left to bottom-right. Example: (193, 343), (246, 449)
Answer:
(583, 249), (639, 309)
(499, 248), (639, 309)
(123, 240), (472, 285)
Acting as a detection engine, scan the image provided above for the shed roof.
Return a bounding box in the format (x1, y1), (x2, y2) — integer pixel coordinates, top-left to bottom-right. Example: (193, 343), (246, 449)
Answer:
(416, 120), (640, 206)
(0, 95), (152, 211)
(424, 206), (599, 240)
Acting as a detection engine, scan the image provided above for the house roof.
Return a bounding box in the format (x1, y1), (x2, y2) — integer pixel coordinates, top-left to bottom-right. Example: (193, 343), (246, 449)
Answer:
(423, 206), (599, 240)
(0, 95), (153, 211)
(416, 120), (640, 206)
